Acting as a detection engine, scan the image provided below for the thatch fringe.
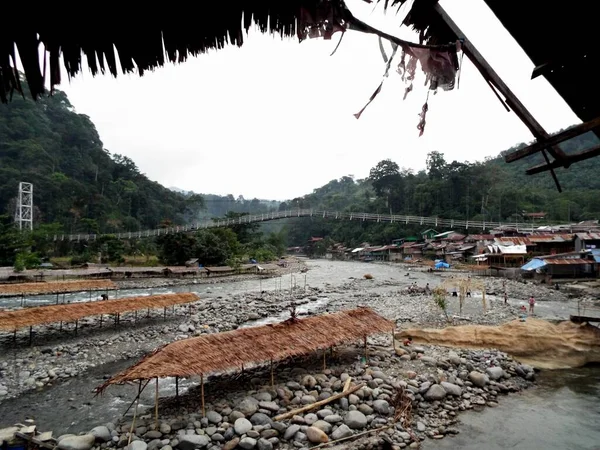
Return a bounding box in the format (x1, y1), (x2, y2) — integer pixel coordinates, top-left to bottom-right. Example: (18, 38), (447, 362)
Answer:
(98, 307), (394, 392)
(1, 0), (459, 103)
(0, 293), (198, 331)
(0, 279), (116, 296)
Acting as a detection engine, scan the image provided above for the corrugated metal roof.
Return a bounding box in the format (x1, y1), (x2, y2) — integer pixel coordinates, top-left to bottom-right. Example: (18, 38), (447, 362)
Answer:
(576, 233), (600, 240)
(544, 258), (594, 265)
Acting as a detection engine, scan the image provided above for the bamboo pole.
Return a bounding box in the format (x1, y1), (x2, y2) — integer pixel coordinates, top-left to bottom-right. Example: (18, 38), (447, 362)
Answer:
(274, 382), (364, 421)
(128, 381), (142, 445)
(323, 349), (327, 371)
(201, 373), (205, 418)
(363, 336), (368, 362)
(155, 378), (159, 428)
(270, 360), (274, 389)
(175, 377), (179, 400)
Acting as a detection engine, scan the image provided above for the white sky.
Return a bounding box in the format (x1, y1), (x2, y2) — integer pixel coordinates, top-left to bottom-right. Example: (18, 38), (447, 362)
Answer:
(56, 0), (579, 201)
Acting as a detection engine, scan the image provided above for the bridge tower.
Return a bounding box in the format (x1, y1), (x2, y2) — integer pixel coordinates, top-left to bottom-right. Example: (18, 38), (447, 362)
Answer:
(15, 182), (33, 230)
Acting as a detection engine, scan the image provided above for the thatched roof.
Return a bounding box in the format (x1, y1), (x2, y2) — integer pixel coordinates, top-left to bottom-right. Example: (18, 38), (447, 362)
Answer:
(0, 279), (116, 296)
(0, 293), (198, 331)
(98, 307), (393, 390)
(1, 1), (462, 104)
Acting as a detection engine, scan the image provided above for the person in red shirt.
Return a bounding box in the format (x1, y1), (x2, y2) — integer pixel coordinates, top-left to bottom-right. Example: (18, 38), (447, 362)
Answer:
(528, 296), (535, 314)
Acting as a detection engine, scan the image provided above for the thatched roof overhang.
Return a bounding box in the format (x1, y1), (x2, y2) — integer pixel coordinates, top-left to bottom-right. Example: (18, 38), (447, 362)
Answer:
(0, 1), (459, 102)
(0, 293), (199, 331)
(0, 279), (116, 297)
(98, 307), (394, 391)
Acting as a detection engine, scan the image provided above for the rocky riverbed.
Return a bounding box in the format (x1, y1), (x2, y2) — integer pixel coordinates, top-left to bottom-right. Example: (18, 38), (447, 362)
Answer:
(31, 341), (534, 450)
(0, 260), (583, 449)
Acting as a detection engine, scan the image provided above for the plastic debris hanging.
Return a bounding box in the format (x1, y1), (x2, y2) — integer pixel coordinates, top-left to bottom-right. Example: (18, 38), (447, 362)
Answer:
(355, 39), (462, 136)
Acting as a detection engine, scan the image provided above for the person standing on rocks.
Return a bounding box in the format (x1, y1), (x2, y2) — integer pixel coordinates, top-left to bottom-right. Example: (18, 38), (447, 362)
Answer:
(528, 295), (535, 314)
(504, 292), (508, 304)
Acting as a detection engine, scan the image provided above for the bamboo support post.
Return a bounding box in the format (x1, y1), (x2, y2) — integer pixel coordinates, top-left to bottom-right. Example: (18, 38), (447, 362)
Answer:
(391, 327), (395, 350)
(323, 349), (327, 371)
(28, 326), (33, 346)
(100, 314), (103, 328)
(274, 382), (364, 421)
(270, 360), (274, 389)
(482, 290), (487, 312)
(155, 378), (159, 428)
(175, 377), (179, 400)
(128, 381), (142, 445)
(200, 374), (206, 418)
(363, 336), (368, 362)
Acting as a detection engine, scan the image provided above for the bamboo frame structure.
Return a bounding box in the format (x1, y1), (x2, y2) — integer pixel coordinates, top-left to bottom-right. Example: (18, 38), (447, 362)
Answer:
(98, 308), (394, 392)
(0, 293), (199, 331)
(0, 279), (116, 296)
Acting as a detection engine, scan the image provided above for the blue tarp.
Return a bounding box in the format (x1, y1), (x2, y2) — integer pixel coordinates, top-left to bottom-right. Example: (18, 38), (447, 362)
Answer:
(435, 261), (450, 269)
(591, 249), (600, 263)
(521, 258), (546, 271)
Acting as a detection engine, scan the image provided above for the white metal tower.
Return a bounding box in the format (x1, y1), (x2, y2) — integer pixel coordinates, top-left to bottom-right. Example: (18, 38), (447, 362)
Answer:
(15, 182), (33, 230)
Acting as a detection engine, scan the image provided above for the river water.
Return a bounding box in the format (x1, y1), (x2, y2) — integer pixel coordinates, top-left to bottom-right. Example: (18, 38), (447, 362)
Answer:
(1, 260), (598, 447)
(428, 367), (600, 450)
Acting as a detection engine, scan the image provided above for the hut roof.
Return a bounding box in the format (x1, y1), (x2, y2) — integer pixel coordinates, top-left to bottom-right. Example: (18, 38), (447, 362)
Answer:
(98, 307), (393, 390)
(0, 293), (199, 331)
(0, 279), (116, 296)
(1, 1), (460, 102)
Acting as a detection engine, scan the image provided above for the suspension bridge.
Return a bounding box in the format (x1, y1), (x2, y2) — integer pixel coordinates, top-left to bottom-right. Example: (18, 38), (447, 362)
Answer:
(51, 209), (570, 242)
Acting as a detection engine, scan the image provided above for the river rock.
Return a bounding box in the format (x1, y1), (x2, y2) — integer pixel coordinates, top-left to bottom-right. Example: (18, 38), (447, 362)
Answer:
(256, 438), (273, 450)
(469, 371), (489, 388)
(345, 411), (367, 429)
(312, 420), (332, 434)
(205, 411), (222, 425)
(373, 399), (390, 415)
(306, 427), (328, 443)
(126, 442), (148, 450)
(302, 375), (317, 388)
(440, 381), (462, 397)
(424, 384), (446, 401)
(222, 438), (239, 450)
(238, 397), (260, 416)
(177, 435), (210, 450)
(238, 437), (257, 449)
(331, 424), (353, 440)
(283, 424), (300, 440)
(58, 435), (95, 450)
(250, 413), (271, 426)
(90, 426), (111, 442)
(486, 367), (505, 380)
(234, 418), (253, 435)
(258, 401), (279, 412)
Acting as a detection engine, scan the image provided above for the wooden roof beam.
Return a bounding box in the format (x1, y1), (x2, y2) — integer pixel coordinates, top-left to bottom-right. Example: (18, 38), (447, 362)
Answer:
(505, 116), (600, 163)
(526, 144), (600, 175)
(434, 3), (566, 191)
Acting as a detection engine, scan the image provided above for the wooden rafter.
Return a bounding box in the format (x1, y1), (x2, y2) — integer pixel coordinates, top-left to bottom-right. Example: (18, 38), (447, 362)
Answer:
(434, 3), (565, 191)
(526, 144), (600, 175)
(505, 116), (600, 163)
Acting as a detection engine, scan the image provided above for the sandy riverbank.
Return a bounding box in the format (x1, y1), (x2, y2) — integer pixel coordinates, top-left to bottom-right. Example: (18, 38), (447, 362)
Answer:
(0, 260), (589, 450)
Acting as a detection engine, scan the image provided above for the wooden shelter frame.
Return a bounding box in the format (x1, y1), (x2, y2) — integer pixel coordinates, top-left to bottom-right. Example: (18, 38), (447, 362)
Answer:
(441, 277), (487, 314)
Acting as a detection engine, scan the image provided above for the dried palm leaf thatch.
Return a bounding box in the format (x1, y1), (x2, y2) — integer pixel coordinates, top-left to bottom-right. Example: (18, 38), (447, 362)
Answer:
(0, 279), (116, 296)
(0, 293), (198, 331)
(98, 307), (394, 392)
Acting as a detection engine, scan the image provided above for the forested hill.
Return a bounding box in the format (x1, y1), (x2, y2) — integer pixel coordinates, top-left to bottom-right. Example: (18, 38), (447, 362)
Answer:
(283, 132), (600, 247)
(0, 88), (203, 234)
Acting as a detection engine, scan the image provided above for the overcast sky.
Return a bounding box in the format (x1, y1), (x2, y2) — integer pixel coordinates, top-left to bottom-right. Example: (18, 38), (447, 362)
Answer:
(57, 0), (579, 201)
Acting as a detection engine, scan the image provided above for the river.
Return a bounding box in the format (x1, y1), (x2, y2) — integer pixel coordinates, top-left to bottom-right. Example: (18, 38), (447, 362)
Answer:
(428, 367), (600, 450)
(0, 260), (598, 448)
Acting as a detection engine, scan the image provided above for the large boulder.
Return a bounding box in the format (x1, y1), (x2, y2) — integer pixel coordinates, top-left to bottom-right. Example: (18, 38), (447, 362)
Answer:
(423, 384), (447, 401)
(440, 381), (462, 397)
(57, 435), (95, 450)
(469, 371), (489, 388)
(176, 435), (210, 450)
(90, 426), (111, 443)
(344, 411), (367, 430)
(234, 418), (253, 435)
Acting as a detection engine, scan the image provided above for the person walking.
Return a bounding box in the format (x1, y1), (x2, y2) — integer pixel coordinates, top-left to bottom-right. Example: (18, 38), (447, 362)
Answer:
(528, 295), (535, 314)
